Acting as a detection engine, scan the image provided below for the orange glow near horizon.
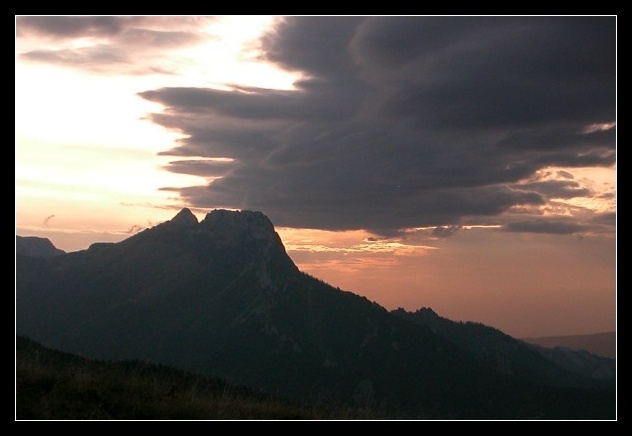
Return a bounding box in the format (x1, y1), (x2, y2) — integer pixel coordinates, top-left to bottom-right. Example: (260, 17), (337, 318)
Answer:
(288, 227), (615, 338)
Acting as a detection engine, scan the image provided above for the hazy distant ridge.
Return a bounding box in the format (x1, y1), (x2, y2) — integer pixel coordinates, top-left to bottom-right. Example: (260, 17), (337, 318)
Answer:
(522, 332), (616, 359)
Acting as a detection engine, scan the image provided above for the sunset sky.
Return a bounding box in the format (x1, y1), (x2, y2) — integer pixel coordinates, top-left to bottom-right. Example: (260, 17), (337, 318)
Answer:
(15, 16), (616, 338)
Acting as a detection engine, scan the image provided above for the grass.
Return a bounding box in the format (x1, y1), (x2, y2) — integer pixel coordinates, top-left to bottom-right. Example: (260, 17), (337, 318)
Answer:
(16, 336), (377, 420)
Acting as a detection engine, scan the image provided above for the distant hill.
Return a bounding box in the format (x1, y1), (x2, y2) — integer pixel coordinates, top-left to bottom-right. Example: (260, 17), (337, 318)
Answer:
(522, 332), (616, 359)
(16, 208), (616, 419)
(16, 236), (65, 257)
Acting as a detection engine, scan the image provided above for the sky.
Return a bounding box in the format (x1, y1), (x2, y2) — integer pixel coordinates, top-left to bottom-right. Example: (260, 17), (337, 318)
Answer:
(15, 16), (616, 338)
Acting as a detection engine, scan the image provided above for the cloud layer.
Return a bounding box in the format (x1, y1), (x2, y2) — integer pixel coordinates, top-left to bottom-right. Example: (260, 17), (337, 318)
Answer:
(21, 17), (616, 236)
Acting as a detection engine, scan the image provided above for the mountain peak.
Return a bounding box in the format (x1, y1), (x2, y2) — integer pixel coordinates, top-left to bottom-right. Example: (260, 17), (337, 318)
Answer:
(416, 307), (439, 317)
(169, 208), (198, 226)
(201, 209), (276, 240)
(144, 208), (296, 279)
(156, 208), (282, 248)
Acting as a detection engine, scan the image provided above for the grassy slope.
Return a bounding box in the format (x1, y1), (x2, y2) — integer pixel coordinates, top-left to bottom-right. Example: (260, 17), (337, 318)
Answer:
(15, 336), (373, 420)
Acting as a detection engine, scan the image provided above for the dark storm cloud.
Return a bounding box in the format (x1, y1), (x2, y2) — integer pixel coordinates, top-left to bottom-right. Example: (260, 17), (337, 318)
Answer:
(149, 112), (289, 161)
(532, 149), (615, 168)
(136, 16), (615, 235)
(261, 16), (365, 78)
(497, 124), (615, 151)
(351, 16), (615, 129)
(432, 226), (461, 238)
(557, 171), (574, 179)
(504, 219), (589, 235)
(516, 180), (591, 199)
(165, 166), (545, 235)
(164, 159), (236, 177)
(141, 86), (358, 122)
(591, 212), (616, 226)
(17, 16), (211, 74)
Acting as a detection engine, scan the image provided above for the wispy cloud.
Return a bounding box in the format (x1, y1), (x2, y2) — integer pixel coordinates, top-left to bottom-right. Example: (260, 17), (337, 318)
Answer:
(17, 16), (216, 75)
(42, 214), (55, 227)
(286, 240), (437, 255)
(125, 224), (144, 234)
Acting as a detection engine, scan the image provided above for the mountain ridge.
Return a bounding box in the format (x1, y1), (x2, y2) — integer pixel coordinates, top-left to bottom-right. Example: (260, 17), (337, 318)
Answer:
(391, 307), (615, 386)
(16, 235), (65, 257)
(15, 208), (616, 419)
(522, 332), (616, 359)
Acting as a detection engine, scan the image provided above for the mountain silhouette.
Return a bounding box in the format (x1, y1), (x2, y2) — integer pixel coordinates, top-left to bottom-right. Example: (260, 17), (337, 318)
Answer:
(522, 332), (616, 359)
(16, 235), (65, 257)
(15, 209), (615, 419)
(391, 307), (615, 387)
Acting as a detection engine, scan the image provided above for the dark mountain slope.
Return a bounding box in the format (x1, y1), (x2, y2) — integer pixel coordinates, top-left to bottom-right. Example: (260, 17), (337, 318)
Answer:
(16, 209), (616, 419)
(16, 235), (65, 257)
(391, 307), (615, 390)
